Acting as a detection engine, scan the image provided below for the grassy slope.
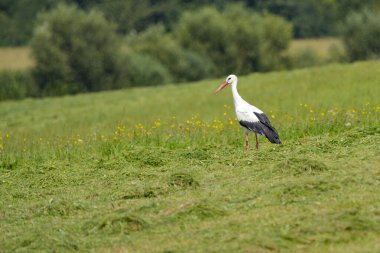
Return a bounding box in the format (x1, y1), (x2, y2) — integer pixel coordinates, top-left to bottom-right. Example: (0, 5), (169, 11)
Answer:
(1, 61), (379, 136)
(0, 61), (379, 252)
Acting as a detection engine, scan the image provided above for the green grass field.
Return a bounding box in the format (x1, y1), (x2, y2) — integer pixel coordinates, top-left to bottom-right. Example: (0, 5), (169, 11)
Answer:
(0, 61), (379, 252)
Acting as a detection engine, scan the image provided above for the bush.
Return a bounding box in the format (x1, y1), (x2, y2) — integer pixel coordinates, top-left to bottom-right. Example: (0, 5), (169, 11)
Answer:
(288, 48), (323, 69)
(174, 7), (235, 76)
(30, 4), (127, 96)
(127, 25), (215, 83)
(258, 13), (293, 71)
(123, 53), (172, 87)
(0, 70), (37, 101)
(327, 44), (348, 63)
(173, 50), (215, 82)
(174, 5), (292, 75)
(343, 10), (380, 61)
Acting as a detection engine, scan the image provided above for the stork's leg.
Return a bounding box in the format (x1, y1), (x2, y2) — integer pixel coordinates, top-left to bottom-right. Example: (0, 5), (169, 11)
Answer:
(255, 132), (259, 150)
(245, 133), (250, 151)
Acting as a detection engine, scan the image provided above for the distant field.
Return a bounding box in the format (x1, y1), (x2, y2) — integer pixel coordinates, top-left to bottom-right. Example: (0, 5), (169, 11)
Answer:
(0, 47), (34, 70)
(287, 37), (344, 59)
(0, 61), (379, 252)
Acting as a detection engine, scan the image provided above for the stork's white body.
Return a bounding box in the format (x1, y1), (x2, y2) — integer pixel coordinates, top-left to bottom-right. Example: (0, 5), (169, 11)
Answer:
(231, 81), (263, 133)
(215, 74), (281, 150)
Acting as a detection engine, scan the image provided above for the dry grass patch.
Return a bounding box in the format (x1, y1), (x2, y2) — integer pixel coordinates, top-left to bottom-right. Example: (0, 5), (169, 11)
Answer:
(288, 37), (344, 59)
(0, 47), (34, 70)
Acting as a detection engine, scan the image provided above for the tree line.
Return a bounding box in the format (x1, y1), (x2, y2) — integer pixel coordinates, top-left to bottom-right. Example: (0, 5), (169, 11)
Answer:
(1, 0), (379, 46)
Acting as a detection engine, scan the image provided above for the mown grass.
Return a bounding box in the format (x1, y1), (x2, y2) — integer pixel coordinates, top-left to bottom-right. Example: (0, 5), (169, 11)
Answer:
(0, 61), (379, 252)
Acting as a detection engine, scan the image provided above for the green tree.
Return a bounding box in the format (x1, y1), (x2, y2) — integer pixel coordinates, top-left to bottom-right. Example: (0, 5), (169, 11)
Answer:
(1, 0), (379, 46)
(174, 7), (238, 76)
(31, 4), (126, 95)
(127, 24), (215, 82)
(258, 13), (293, 71)
(174, 5), (292, 75)
(123, 53), (172, 87)
(343, 10), (380, 61)
(0, 0), (63, 45)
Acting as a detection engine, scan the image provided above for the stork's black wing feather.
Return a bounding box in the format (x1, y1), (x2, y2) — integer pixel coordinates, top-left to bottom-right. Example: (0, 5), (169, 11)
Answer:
(238, 120), (265, 135)
(254, 112), (282, 144)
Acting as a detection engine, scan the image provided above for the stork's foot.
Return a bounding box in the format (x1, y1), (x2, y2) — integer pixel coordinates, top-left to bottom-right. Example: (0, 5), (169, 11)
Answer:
(245, 134), (250, 152)
(255, 142), (259, 150)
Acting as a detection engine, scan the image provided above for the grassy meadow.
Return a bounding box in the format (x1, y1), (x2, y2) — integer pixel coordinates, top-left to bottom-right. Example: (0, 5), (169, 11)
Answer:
(0, 61), (380, 252)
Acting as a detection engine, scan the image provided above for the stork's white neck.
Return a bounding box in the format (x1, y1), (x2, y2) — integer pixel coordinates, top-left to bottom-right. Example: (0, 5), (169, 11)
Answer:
(231, 80), (244, 107)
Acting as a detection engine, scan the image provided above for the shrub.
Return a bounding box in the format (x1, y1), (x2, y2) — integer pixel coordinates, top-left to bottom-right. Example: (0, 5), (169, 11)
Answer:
(123, 53), (172, 87)
(327, 44), (348, 63)
(30, 4), (127, 96)
(287, 48), (323, 69)
(0, 70), (37, 101)
(173, 50), (215, 82)
(258, 13), (293, 71)
(174, 5), (292, 75)
(342, 10), (380, 61)
(174, 7), (235, 76)
(127, 25), (215, 83)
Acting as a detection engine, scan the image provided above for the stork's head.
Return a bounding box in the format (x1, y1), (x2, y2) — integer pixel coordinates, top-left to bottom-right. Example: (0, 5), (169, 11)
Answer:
(214, 74), (237, 94)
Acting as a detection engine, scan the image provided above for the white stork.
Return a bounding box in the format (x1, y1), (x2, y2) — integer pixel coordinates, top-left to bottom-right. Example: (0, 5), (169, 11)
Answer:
(215, 74), (281, 151)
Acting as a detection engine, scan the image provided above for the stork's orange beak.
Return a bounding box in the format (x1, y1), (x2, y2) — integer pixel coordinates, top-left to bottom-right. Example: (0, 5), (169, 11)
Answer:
(214, 81), (229, 94)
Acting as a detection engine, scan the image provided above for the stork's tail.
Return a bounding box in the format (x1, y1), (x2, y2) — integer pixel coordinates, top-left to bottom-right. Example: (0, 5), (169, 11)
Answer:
(262, 125), (282, 144)
(253, 112), (282, 144)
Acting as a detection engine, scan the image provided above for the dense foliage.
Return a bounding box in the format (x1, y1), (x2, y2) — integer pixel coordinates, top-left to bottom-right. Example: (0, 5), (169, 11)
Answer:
(343, 9), (380, 61)
(0, 70), (35, 100)
(174, 6), (292, 75)
(0, 0), (379, 46)
(126, 24), (216, 83)
(22, 4), (291, 98)
(30, 4), (128, 96)
(126, 5), (292, 81)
